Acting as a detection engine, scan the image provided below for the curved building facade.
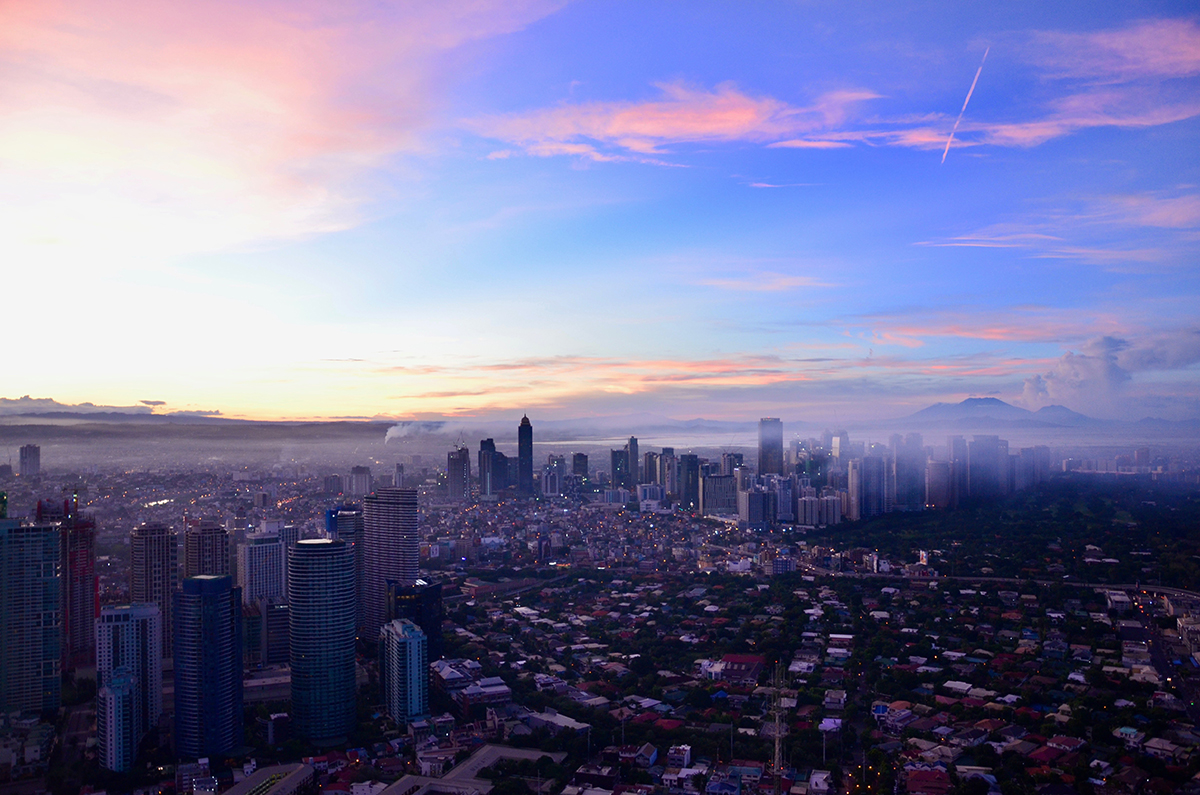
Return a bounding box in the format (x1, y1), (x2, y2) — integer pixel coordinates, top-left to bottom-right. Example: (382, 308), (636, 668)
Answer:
(289, 539), (356, 745)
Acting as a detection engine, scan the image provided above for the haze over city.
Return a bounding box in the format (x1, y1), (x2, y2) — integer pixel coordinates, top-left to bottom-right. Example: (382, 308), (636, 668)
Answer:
(3, 1), (1198, 423)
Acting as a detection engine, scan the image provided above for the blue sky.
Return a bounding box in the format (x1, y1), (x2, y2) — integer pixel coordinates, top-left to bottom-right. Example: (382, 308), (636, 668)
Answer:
(2, 1), (1198, 421)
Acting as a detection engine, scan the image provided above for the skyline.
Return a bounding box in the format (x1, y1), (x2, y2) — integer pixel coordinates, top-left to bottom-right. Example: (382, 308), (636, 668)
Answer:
(3, 2), (1199, 422)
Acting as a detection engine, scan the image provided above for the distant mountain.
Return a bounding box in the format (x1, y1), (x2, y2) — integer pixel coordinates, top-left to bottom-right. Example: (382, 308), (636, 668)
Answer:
(904, 397), (1037, 423)
(1031, 405), (1098, 427)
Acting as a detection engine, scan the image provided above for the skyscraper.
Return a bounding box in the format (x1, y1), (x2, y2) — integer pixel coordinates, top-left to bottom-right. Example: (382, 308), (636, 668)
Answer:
(447, 447), (471, 500)
(517, 415), (534, 496)
(97, 669), (138, 772)
(679, 454), (701, 511)
(96, 603), (162, 766)
(174, 575), (243, 759)
(362, 488), (419, 639)
(38, 493), (97, 672)
(18, 444), (40, 478)
(572, 452), (589, 480)
(626, 436), (639, 485)
(758, 418), (784, 476)
(610, 448), (630, 490)
(379, 619), (429, 726)
(348, 465), (373, 497)
(326, 505), (365, 629)
(183, 519), (230, 579)
(0, 519), (61, 714)
(289, 539), (356, 745)
(130, 522), (177, 658)
(386, 580), (444, 662)
(238, 532), (284, 605)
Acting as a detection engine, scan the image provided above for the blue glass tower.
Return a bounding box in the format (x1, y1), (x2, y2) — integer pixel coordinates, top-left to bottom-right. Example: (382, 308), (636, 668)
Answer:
(289, 539), (356, 745)
(173, 575), (243, 759)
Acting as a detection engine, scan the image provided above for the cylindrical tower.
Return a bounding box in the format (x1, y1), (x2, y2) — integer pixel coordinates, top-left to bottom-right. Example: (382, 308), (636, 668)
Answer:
(289, 539), (356, 745)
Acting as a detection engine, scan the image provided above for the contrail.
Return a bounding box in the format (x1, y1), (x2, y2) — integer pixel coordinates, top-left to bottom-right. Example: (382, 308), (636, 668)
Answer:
(941, 46), (989, 164)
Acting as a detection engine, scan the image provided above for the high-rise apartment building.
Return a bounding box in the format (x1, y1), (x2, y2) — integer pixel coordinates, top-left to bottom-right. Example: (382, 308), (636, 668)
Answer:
(447, 447), (471, 500)
(379, 619), (429, 726)
(96, 603), (162, 769)
(700, 474), (737, 516)
(174, 575), (243, 759)
(517, 415), (534, 495)
(183, 519), (229, 579)
(97, 669), (138, 772)
(289, 539), (356, 745)
(238, 532), (284, 605)
(0, 519), (61, 713)
(130, 522), (177, 658)
(19, 444), (40, 478)
(363, 488), (419, 638)
(348, 466), (373, 497)
(758, 418), (784, 476)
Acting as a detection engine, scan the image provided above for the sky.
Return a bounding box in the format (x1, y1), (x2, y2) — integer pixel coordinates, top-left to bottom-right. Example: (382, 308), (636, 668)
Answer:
(2, 1), (1199, 423)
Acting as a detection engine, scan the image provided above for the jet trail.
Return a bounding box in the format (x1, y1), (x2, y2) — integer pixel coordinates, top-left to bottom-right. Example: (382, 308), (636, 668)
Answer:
(941, 47), (989, 164)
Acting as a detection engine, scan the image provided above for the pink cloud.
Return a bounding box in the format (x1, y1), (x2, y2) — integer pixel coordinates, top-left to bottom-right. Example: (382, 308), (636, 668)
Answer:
(470, 82), (879, 159)
(1028, 18), (1200, 82)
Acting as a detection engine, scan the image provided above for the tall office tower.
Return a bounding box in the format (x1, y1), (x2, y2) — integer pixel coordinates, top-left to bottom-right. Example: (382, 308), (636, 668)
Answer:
(478, 439), (497, 496)
(174, 575), (243, 759)
(720, 452), (744, 476)
(446, 447), (471, 500)
(326, 505), (366, 629)
(38, 494), (97, 672)
(967, 435), (1006, 499)
(946, 435), (969, 507)
(609, 449), (630, 490)
(387, 580), (444, 661)
(323, 474), (344, 495)
(679, 454), (701, 511)
(238, 532), (284, 605)
(394, 463), (406, 488)
(379, 619), (429, 726)
(572, 452), (589, 480)
(626, 437), (639, 485)
(699, 474), (737, 516)
(890, 433), (926, 511)
(860, 456), (889, 518)
(659, 450), (679, 497)
(183, 519), (229, 579)
(846, 459), (862, 521)
(18, 444), (40, 477)
(97, 668), (138, 772)
(0, 519), (61, 713)
(130, 522), (177, 658)
(517, 415), (534, 495)
(348, 465), (373, 497)
(96, 603), (162, 761)
(758, 418), (785, 475)
(830, 430), (851, 462)
(642, 452), (659, 485)
(363, 488), (419, 638)
(924, 461), (951, 509)
(289, 539), (356, 745)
